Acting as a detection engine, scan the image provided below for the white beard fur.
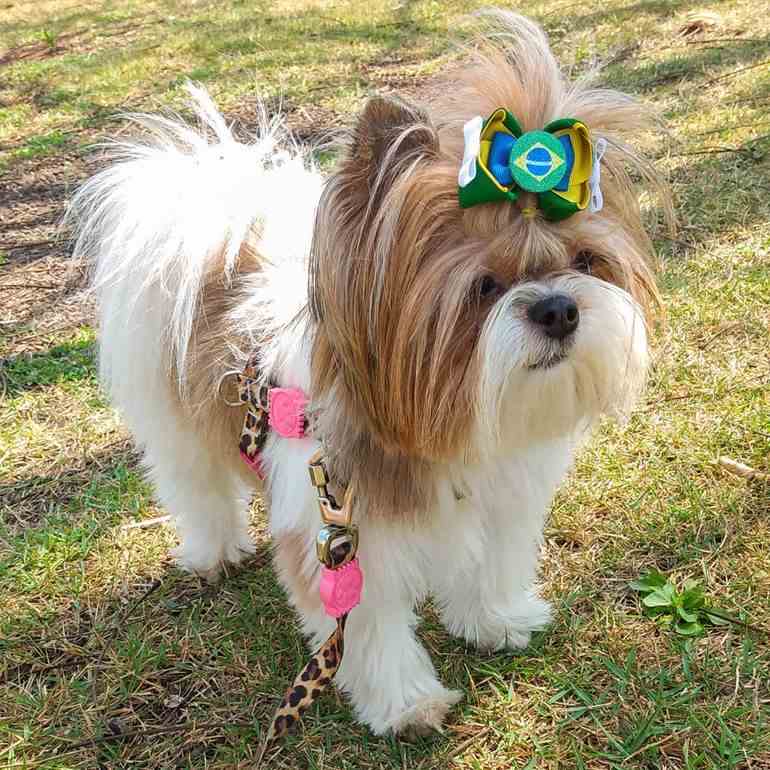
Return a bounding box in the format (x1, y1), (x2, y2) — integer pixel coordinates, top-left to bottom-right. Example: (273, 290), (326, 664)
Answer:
(69, 86), (648, 736)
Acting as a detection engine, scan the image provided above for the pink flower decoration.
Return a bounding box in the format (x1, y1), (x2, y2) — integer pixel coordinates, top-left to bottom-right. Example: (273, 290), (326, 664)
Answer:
(268, 388), (307, 438)
(319, 559), (364, 618)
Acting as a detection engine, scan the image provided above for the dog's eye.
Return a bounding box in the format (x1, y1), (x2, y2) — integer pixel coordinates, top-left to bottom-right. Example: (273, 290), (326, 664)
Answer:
(574, 250), (598, 274)
(477, 274), (503, 299)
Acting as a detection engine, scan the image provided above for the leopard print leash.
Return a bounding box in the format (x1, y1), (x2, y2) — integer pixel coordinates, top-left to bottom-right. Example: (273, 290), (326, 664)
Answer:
(222, 361), (363, 760)
(265, 598), (347, 744)
(260, 454), (362, 758)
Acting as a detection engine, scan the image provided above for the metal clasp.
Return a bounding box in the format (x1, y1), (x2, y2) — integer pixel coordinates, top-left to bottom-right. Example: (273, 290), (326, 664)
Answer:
(217, 369), (270, 412)
(308, 451), (355, 527)
(309, 450), (358, 567)
(216, 370), (244, 407)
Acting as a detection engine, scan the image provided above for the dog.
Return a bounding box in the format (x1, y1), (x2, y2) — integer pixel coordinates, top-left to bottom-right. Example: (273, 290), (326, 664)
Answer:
(70, 11), (663, 737)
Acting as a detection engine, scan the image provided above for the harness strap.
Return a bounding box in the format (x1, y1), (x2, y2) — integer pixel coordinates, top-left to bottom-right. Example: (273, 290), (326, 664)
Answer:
(262, 451), (361, 754)
(234, 359), (309, 476)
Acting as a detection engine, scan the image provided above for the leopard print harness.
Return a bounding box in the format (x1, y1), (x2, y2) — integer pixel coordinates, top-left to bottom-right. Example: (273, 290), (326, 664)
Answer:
(234, 358), (309, 476)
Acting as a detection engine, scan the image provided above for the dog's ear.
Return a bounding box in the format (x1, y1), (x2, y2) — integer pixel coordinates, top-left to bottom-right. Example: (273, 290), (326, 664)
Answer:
(341, 95), (438, 188)
(309, 93), (450, 474)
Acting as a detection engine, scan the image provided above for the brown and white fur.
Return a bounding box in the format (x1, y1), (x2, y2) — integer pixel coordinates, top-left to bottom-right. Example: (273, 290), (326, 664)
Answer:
(70, 12), (663, 736)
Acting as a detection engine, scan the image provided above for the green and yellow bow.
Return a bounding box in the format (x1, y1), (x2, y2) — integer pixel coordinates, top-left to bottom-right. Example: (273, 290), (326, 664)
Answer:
(457, 108), (605, 221)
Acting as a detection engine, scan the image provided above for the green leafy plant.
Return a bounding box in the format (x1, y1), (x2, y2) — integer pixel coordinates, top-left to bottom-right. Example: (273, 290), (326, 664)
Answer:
(630, 571), (732, 636)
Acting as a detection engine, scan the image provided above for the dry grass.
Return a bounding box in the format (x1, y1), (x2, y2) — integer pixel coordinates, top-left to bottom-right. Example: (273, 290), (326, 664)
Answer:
(1, 0), (769, 768)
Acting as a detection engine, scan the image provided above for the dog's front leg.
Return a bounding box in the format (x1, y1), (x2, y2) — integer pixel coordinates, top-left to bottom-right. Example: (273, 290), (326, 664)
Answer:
(431, 466), (556, 652)
(274, 526), (461, 737)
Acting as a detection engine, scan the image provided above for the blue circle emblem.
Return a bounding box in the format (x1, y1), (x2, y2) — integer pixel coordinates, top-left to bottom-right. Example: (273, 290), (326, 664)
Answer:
(525, 146), (553, 176)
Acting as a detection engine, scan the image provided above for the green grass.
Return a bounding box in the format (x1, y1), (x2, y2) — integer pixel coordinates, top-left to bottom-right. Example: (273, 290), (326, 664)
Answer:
(2, 329), (95, 395)
(1, 0), (769, 768)
(12, 129), (73, 162)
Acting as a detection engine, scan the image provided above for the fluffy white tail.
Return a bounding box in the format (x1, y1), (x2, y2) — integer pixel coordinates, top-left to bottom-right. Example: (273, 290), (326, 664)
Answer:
(68, 83), (285, 386)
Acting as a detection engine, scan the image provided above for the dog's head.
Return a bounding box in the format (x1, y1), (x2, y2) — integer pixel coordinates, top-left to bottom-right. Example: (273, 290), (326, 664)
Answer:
(309, 12), (664, 491)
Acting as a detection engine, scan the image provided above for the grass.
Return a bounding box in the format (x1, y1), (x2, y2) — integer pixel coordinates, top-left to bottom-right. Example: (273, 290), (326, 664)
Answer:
(1, 0), (769, 768)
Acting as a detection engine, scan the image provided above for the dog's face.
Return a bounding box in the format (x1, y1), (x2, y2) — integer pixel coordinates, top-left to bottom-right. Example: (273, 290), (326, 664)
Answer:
(310, 13), (660, 469)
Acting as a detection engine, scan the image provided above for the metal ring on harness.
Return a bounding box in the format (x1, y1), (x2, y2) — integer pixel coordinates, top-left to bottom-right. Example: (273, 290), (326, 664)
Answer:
(216, 370), (245, 407)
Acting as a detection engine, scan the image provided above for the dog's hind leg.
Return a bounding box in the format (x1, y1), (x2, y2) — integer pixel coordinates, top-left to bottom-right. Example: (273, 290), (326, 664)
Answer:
(142, 414), (256, 580)
(67, 85), (296, 578)
(99, 286), (256, 581)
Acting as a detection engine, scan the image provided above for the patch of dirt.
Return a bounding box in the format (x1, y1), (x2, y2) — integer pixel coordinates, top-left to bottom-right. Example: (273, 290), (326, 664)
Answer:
(0, 438), (136, 533)
(369, 66), (459, 105)
(0, 33), (82, 66)
(228, 98), (343, 146)
(0, 152), (96, 354)
(228, 56), (449, 144)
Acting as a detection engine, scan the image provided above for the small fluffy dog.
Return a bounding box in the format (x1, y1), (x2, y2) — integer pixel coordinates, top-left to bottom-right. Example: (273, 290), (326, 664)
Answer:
(71, 12), (662, 736)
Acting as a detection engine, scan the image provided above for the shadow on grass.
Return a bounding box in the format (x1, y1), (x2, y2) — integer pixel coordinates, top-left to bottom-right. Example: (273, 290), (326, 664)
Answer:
(602, 34), (770, 92)
(0, 1), (152, 47)
(2, 435), (768, 767)
(0, 545), (278, 768)
(0, 149), (79, 270)
(543, 0), (720, 37)
(0, 439), (138, 529)
(643, 130), (770, 263)
(0, 430), (474, 767)
(0, 204), (64, 235)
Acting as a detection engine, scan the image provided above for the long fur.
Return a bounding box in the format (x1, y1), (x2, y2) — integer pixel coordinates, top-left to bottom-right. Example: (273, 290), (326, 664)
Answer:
(69, 12), (668, 736)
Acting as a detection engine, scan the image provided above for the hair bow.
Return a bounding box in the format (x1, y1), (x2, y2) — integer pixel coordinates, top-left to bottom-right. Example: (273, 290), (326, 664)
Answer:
(457, 108), (605, 221)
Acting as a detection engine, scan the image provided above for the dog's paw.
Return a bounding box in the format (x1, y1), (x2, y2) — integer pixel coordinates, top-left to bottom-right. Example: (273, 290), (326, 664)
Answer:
(172, 531), (256, 582)
(171, 545), (222, 581)
(387, 688), (462, 739)
(446, 594), (552, 651)
(479, 595), (552, 651)
(222, 531), (257, 565)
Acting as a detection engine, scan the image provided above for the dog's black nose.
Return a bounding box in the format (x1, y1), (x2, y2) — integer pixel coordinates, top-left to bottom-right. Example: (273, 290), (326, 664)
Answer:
(528, 294), (579, 340)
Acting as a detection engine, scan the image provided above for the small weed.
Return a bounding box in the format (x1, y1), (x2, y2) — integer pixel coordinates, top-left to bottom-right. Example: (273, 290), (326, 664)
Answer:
(38, 28), (58, 49)
(630, 570), (733, 636)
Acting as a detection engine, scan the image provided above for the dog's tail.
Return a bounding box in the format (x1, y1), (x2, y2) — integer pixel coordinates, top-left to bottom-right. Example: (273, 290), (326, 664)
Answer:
(68, 84), (308, 399)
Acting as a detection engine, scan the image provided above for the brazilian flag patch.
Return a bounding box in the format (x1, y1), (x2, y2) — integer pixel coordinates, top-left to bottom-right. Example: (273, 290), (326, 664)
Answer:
(509, 131), (567, 193)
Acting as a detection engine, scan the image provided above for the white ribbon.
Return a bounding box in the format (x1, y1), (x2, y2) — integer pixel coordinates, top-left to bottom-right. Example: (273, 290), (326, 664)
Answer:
(458, 115), (483, 188)
(589, 137), (607, 213)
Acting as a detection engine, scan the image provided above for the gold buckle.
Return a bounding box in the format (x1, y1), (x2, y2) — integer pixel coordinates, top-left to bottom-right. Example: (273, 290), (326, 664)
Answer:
(308, 461), (328, 489)
(318, 489), (354, 527)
